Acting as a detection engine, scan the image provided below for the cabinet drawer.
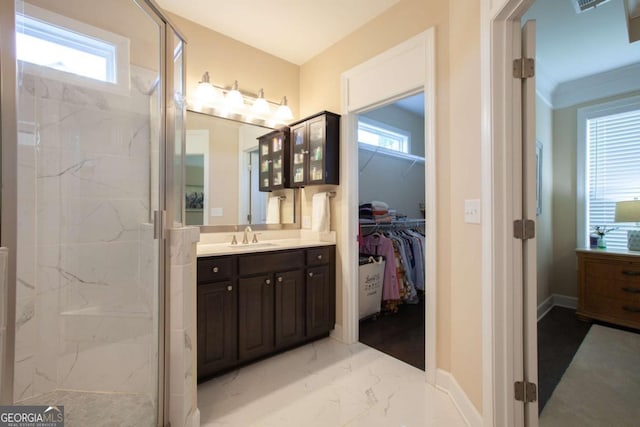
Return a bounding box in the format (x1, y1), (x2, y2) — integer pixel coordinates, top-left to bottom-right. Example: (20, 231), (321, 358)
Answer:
(585, 260), (640, 284)
(198, 256), (236, 283)
(306, 246), (333, 266)
(239, 250), (304, 276)
(584, 293), (640, 326)
(584, 277), (640, 303)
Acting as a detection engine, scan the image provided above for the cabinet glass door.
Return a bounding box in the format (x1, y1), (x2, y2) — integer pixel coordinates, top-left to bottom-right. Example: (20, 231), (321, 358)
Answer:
(291, 125), (306, 186)
(271, 134), (283, 187)
(308, 118), (325, 183)
(259, 139), (271, 190)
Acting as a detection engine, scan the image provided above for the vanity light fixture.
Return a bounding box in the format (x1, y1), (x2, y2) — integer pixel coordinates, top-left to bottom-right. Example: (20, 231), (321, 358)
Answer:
(275, 96), (294, 121)
(251, 88), (271, 117)
(188, 71), (295, 126)
(224, 80), (245, 110)
(194, 72), (222, 109)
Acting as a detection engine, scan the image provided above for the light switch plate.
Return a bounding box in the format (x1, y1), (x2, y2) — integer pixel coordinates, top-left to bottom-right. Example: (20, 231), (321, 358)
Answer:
(464, 199), (481, 224)
(211, 207), (223, 217)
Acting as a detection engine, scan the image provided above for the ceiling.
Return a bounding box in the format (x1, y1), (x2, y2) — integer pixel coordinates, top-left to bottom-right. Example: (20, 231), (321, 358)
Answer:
(523, 0), (640, 93)
(155, 0), (400, 65)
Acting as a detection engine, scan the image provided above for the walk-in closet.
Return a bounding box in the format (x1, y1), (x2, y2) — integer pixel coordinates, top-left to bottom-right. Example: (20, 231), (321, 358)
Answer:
(356, 93), (427, 370)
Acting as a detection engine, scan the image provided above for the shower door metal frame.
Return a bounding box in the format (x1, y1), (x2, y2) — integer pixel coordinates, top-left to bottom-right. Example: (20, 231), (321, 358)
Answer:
(0, 1), (187, 425)
(0, 0), (18, 407)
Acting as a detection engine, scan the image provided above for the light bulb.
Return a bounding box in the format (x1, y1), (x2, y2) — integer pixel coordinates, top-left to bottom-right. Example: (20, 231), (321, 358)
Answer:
(275, 96), (294, 122)
(251, 88), (271, 117)
(225, 80), (244, 111)
(194, 72), (221, 108)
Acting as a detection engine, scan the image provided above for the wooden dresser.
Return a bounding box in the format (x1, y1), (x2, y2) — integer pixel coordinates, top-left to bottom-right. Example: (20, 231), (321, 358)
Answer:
(577, 249), (640, 329)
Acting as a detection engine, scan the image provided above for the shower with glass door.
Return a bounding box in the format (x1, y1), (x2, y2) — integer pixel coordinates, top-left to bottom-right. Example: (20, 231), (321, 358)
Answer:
(0, 0), (184, 425)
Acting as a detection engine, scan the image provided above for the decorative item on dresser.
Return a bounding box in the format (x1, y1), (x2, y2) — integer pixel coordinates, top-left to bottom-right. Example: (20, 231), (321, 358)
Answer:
(576, 249), (640, 330)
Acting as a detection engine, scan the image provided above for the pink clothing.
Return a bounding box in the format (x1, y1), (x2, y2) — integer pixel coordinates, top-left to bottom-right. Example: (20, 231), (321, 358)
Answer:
(360, 234), (400, 301)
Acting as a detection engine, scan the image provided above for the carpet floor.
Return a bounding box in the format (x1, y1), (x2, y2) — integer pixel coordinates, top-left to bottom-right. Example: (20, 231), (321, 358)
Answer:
(539, 324), (640, 427)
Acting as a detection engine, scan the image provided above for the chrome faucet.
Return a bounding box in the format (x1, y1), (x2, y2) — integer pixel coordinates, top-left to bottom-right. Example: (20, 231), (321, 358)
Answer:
(242, 225), (252, 244)
(230, 234), (238, 245)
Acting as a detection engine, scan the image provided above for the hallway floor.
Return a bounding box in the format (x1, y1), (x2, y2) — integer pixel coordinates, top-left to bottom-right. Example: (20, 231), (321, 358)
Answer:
(198, 337), (466, 427)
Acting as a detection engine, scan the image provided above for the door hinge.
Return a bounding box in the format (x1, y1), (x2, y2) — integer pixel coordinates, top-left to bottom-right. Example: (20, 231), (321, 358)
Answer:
(514, 219), (535, 240)
(514, 381), (537, 403)
(513, 58), (535, 79)
(153, 210), (166, 240)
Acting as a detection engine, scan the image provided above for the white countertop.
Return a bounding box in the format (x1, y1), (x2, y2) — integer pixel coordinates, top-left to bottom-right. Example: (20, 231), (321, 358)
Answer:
(197, 229), (336, 257)
(197, 238), (335, 257)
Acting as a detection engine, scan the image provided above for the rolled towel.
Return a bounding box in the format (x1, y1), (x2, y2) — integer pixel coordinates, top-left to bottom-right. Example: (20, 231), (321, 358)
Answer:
(312, 192), (330, 232)
(371, 200), (389, 210)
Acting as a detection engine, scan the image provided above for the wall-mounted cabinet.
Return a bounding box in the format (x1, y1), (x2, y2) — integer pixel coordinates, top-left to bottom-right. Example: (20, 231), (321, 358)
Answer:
(290, 111), (340, 187)
(197, 245), (336, 382)
(258, 128), (290, 192)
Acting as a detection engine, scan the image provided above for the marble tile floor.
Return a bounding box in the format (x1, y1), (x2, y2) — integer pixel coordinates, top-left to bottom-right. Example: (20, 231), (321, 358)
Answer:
(199, 338), (467, 427)
(17, 389), (155, 427)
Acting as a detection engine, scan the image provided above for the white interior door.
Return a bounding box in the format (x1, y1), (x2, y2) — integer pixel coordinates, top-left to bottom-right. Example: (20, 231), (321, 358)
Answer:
(522, 19), (539, 427)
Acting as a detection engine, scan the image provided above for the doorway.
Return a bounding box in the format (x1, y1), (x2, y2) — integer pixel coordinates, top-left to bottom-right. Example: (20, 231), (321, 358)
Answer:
(484, 0), (640, 425)
(356, 93), (427, 370)
(340, 28), (437, 383)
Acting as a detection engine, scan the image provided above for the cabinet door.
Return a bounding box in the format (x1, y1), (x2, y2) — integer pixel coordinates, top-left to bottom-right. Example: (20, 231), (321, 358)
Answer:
(271, 132), (285, 188)
(274, 269), (305, 348)
(307, 116), (326, 185)
(197, 281), (237, 380)
(306, 265), (335, 337)
(290, 123), (307, 187)
(238, 275), (275, 361)
(258, 137), (271, 192)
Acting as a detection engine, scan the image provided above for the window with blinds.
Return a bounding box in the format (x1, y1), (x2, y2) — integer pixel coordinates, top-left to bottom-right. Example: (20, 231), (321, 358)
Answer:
(586, 106), (640, 249)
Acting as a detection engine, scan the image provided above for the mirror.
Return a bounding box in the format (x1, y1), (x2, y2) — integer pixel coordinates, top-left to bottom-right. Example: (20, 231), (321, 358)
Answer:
(185, 110), (296, 228)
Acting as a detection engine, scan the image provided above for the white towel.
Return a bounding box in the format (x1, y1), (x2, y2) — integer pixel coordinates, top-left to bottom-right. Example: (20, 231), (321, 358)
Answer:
(312, 192), (330, 232)
(266, 197), (280, 224)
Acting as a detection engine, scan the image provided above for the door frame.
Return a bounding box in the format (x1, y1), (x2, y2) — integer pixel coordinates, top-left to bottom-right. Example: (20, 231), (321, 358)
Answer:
(480, 0), (537, 426)
(339, 28), (437, 384)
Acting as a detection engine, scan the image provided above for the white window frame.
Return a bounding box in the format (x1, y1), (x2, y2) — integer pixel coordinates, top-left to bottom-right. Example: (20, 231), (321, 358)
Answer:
(16, 3), (130, 94)
(357, 116), (417, 158)
(576, 94), (640, 247)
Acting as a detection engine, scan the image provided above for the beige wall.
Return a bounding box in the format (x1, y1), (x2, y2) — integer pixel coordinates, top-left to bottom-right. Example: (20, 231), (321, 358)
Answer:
(300, 0), (487, 412)
(167, 13), (300, 119)
(536, 95), (554, 305)
(551, 89), (640, 299)
(170, 0), (486, 413)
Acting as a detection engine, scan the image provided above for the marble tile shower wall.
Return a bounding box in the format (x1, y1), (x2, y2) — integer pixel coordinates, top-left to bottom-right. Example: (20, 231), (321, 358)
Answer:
(15, 67), (159, 402)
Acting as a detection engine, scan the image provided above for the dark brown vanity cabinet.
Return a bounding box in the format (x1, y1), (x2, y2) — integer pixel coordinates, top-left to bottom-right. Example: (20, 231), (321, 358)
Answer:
(197, 257), (238, 379)
(197, 246), (335, 382)
(258, 128), (290, 192)
(290, 111), (340, 187)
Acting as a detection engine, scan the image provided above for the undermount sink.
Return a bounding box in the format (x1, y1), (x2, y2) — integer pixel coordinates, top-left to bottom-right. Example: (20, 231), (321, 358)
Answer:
(227, 242), (277, 249)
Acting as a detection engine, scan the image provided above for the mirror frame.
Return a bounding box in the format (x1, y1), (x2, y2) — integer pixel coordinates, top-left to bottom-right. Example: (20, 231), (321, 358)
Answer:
(186, 104), (301, 232)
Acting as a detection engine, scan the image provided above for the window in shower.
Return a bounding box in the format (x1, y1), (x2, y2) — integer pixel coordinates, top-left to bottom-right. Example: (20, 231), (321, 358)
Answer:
(16, 4), (130, 90)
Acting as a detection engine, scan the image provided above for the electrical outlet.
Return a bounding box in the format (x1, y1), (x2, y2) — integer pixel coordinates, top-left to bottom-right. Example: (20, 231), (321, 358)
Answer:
(211, 207), (223, 217)
(302, 215), (311, 229)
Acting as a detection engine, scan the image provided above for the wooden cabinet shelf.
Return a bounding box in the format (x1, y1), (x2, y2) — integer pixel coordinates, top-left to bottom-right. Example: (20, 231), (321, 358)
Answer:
(258, 128), (290, 192)
(197, 246), (336, 382)
(576, 249), (640, 330)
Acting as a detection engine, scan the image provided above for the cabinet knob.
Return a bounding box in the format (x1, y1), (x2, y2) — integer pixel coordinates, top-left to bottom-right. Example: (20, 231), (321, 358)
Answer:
(265, 279), (271, 285)
(227, 285), (233, 291)
(212, 266), (219, 273)
(309, 272), (314, 277)
(277, 276), (283, 283)
(317, 254), (323, 260)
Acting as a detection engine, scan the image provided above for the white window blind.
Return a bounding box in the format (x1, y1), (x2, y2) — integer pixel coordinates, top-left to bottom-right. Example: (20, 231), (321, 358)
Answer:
(587, 107), (640, 249)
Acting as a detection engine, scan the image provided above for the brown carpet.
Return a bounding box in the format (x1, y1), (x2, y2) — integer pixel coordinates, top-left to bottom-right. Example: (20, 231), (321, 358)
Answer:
(540, 324), (640, 427)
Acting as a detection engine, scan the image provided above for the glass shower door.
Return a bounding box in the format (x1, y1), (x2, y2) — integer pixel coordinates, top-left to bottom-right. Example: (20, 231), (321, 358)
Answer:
(13, 1), (165, 425)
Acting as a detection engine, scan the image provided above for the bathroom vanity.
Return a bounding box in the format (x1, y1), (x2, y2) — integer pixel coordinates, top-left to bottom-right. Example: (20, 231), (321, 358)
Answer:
(196, 241), (336, 381)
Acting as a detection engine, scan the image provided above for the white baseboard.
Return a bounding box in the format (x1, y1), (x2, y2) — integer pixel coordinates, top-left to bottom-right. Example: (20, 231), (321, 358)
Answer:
(537, 295), (554, 321)
(192, 408), (200, 427)
(330, 324), (347, 343)
(436, 369), (482, 427)
(537, 294), (578, 321)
